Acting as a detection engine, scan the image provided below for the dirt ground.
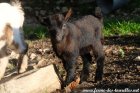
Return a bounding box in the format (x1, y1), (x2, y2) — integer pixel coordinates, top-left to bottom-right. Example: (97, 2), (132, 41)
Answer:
(3, 35), (140, 93)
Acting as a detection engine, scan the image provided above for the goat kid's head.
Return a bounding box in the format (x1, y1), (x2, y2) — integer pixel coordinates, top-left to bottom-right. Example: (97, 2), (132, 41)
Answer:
(46, 14), (69, 42)
(38, 9), (72, 42)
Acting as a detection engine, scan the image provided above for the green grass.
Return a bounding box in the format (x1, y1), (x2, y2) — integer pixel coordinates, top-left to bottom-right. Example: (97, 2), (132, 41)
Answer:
(104, 18), (140, 36)
(23, 17), (140, 38)
(22, 0), (140, 39)
(23, 19), (140, 39)
(23, 25), (49, 39)
(103, 0), (140, 37)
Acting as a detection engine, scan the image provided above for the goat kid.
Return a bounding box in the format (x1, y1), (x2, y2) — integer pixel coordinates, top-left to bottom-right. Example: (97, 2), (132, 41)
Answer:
(39, 8), (105, 86)
(0, 0), (28, 80)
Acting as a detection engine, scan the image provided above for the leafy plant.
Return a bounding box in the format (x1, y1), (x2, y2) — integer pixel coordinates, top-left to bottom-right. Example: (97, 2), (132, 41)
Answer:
(119, 48), (125, 58)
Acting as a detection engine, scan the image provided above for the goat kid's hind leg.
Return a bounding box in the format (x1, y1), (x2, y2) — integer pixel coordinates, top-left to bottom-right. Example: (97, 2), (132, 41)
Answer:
(80, 53), (92, 82)
(62, 55), (77, 86)
(93, 41), (105, 82)
(0, 48), (9, 80)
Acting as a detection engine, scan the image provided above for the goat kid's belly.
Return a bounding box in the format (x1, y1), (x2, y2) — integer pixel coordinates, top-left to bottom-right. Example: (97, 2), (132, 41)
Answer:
(79, 45), (92, 55)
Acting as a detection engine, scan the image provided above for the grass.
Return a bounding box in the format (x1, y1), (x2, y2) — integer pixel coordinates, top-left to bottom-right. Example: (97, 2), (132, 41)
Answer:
(103, 0), (140, 37)
(23, 25), (49, 40)
(23, 18), (140, 39)
(23, 1), (140, 39)
(104, 18), (140, 36)
(23, 18), (140, 38)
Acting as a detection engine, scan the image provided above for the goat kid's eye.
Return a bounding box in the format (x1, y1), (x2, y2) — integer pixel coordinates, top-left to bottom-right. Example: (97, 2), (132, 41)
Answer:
(62, 24), (66, 29)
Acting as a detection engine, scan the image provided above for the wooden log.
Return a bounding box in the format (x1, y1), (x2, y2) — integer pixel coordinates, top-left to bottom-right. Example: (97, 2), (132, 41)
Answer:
(0, 64), (61, 93)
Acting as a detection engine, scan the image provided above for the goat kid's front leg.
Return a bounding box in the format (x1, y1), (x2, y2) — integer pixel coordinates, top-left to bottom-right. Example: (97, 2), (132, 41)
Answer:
(12, 28), (28, 73)
(62, 55), (77, 86)
(17, 42), (28, 74)
(18, 54), (28, 73)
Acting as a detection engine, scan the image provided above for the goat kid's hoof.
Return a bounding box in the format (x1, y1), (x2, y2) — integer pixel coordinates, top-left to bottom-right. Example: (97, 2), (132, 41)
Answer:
(95, 77), (103, 83)
(19, 68), (26, 73)
(80, 76), (88, 84)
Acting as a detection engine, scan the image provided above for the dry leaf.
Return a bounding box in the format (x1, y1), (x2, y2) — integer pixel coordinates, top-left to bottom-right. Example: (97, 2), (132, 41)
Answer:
(67, 77), (80, 90)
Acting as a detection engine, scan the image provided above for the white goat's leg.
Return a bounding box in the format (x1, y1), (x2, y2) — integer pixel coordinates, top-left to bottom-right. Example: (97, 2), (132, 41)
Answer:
(0, 56), (8, 80)
(18, 54), (28, 73)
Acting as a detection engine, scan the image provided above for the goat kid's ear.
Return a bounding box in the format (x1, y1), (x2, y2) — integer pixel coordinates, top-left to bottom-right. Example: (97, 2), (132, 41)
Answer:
(64, 8), (72, 21)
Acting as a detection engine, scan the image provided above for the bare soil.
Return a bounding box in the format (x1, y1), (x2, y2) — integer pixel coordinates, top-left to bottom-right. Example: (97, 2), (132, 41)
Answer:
(3, 35), (140, 93)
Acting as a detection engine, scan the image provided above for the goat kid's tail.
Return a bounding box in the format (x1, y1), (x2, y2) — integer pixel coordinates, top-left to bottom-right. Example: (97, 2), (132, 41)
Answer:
(95, 7), (103, 22)
(95, 7), (104, 44)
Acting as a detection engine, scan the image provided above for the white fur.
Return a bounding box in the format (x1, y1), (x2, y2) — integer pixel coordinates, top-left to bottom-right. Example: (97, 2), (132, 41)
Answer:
(0, 1), (27, 80)
(0, 2), (25, 52)
(0, 56), (9, 79)
(0, 3), (24, 29)
(0, 40), (6, 49)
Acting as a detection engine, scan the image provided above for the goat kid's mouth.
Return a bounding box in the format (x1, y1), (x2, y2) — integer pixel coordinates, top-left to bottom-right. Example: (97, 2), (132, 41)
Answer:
(56, 34), (65, 42)
(56, 36), (62, 42)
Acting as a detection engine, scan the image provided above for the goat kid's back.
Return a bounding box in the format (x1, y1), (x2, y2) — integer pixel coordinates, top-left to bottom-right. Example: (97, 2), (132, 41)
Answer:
(71, 15), (103, 47)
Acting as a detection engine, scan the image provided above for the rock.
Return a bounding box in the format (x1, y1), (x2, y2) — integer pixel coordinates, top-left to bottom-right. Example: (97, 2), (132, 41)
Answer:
(0, 64), (61, 93)
(30, 53), (37, 60)
(137, 66), (140, 71)
(9, 51), (19, 59)
(43, 48), (51, 53)
(34, 58), (48, 68)
(134, 56), (140, 61)
(40, 10), (46, 16)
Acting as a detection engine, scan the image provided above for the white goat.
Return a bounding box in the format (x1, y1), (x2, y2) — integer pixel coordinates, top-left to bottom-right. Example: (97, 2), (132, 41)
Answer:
(0, 0), (28, 80)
